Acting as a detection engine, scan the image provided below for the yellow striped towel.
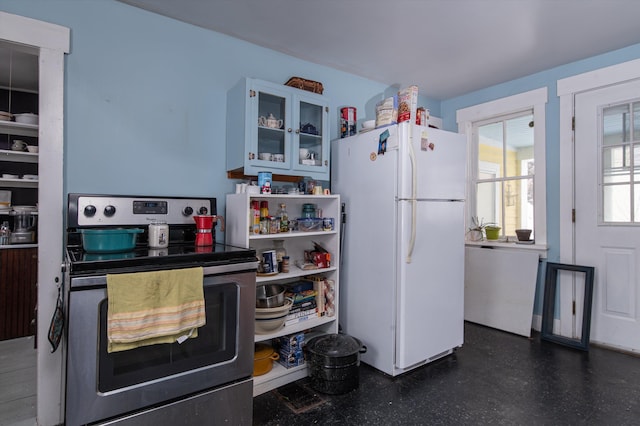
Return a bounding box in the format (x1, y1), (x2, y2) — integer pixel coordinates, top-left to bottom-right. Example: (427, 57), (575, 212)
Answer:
(106, 267), (205, 353)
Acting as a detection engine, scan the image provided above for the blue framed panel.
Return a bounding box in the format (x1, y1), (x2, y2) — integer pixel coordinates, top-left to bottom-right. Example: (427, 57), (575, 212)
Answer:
(541, 262), (594, 351)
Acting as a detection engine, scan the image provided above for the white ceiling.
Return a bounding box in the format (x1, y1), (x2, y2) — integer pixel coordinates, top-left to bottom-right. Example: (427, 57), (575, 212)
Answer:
(5, 1), (640, 99)
(116, 0), (640, 100)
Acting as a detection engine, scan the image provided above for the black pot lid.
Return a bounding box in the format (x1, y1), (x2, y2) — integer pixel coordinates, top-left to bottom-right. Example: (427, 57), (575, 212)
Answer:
(306, 333), (362, 357)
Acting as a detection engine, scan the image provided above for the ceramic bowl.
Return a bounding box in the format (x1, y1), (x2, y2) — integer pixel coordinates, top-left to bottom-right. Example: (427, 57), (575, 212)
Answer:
(27, 146), (39, 153)
(255, 314), (287, 334)
(362, 120), (375, 129)
(255, 299), (293, 320)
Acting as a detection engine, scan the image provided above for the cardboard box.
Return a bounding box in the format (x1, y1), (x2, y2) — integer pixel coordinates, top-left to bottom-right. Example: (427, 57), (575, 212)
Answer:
(275, 332), (305, 352)
(277, 349), (305, 368)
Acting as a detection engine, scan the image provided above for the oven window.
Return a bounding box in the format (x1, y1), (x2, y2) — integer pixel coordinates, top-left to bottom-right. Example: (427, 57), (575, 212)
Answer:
(98, 282), (238, 392)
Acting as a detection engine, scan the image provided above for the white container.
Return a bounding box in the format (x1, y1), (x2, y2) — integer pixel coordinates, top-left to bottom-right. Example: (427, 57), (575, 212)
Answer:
(148, 221), (169, 248)
(13, 113), (38, 125)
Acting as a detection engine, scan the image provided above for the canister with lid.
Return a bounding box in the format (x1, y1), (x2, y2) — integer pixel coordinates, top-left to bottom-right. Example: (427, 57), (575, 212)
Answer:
(301, 203), (317, 219)
(148, 221), (169, 248)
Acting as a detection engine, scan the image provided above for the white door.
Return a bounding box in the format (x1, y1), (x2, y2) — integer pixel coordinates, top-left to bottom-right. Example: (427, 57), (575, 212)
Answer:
(574, 79), (640, 352)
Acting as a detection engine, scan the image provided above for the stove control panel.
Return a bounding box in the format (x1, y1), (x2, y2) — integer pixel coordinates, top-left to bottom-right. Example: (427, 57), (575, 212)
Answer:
(69, 194), (215, 227)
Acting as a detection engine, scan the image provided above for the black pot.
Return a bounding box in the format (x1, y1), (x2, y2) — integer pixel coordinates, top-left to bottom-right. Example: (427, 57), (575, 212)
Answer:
(304, 333), (367, 395)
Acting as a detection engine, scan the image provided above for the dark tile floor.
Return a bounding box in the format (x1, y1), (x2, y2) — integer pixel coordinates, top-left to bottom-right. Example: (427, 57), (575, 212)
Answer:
(253, 322), (640, 425)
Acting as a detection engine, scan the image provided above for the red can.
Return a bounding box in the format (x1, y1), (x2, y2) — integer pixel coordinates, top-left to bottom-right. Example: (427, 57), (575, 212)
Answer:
(341, 106), (357, 122)
(340, 107), (357, 138)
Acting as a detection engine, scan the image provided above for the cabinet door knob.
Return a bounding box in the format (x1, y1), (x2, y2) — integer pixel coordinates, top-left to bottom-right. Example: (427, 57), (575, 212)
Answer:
(295, 129), (300, 134)
(249, 152), (255, 160)
(288, 128), (293, 133)
(324, 160), (328, 166)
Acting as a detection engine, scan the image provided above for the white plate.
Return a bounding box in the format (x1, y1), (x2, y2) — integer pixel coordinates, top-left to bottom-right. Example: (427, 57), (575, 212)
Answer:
(2, 174), (18, 179)
(22, 174), (38, 180)
(12, 205), (37, 212)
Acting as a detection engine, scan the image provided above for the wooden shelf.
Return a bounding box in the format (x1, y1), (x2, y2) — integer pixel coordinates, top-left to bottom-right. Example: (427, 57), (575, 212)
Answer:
(227, 167), (303, 183)
(0, 149), (38, 164)
(0, 121), (38, 138)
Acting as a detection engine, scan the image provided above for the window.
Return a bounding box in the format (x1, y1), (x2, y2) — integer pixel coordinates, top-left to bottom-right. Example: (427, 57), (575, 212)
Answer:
(457, 88), (547, 245)
(601, 101), (640, 223)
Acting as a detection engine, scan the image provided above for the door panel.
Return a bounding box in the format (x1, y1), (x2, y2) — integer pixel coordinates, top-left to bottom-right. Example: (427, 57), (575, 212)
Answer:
(574, 79), (640, 351)
(396, 200), (464, 368)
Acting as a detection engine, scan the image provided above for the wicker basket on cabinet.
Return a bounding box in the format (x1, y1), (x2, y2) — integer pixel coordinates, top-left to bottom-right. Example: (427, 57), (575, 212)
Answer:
(284, 77), (324, 94)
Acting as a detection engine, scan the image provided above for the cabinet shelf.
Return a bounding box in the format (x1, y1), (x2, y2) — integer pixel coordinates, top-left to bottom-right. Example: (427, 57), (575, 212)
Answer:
(254, 315), (336, 343)
(250, 230), (336, 241)
(256, 266), (336, 283)
(0, 177), (38, 188)
(252, 362), (308, 397)
(0, 121), (38, 138)
(0, 149), (38, 164)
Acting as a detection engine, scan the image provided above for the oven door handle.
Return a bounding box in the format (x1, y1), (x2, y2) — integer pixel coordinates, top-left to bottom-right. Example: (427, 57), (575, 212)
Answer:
(202, 261), (258, 276)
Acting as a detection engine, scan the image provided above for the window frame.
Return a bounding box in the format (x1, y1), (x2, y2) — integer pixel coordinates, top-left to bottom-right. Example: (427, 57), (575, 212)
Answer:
(457, 88), (548, 246)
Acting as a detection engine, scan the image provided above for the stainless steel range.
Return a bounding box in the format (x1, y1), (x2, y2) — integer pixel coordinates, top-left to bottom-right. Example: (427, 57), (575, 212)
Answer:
(64, 194), (257, 426)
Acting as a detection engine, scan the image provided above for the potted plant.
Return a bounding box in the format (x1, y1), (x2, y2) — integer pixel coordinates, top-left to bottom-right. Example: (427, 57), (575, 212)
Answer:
(484, 224), (502, 240)
(467, 217), (486, 241)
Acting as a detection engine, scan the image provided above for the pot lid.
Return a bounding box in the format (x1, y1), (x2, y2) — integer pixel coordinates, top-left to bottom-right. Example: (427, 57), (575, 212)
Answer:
(306, 333), (362, 357)
(254, 343), (276, 360)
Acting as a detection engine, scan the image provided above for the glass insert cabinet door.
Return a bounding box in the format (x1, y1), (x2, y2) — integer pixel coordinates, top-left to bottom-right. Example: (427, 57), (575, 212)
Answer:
(250, 80), (329, 176)
(255, 86), (289, 170)
(294, 96), (328, 175)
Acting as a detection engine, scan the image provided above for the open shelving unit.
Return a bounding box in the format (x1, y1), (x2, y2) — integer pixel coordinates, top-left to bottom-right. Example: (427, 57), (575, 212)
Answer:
(226, 192), (340, 396)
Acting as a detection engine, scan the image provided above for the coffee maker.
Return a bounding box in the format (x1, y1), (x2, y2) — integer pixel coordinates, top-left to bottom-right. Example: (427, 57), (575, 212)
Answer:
(10, 206), (38, 244)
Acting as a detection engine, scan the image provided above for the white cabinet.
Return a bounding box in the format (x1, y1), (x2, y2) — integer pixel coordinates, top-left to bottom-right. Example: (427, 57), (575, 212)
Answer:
(226, 193), (340, 396)
(226, 78), (330, 181)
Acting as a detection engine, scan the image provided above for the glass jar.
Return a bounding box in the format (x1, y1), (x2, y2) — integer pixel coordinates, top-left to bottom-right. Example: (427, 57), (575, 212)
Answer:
(302, 203), (317, 219)
(281, 255), (290, 273)
(272, 240), (287, 272)
(277, 203), (289, 232)
(0, 221), (10, 245)
(269, 216), (280, 234)
(259, 217), (269, 235)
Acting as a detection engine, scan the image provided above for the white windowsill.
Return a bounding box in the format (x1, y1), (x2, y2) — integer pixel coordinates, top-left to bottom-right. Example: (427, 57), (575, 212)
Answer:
(465, 239), (548, 258)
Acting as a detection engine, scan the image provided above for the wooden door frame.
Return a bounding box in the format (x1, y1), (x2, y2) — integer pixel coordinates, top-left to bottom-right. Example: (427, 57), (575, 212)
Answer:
(557, 58), (640, 339)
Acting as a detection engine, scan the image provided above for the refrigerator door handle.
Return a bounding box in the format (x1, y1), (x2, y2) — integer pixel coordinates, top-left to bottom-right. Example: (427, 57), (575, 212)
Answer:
(406, 134), (418, 263)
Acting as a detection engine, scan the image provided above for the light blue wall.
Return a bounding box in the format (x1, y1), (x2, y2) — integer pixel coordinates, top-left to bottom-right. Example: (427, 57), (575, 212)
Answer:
(4, 1), (640, 312)
(0, 0), (439, 231)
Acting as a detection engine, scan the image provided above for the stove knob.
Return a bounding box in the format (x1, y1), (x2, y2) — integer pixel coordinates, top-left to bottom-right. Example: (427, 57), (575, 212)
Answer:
(183, 206), (193, 216)
(198, 206), (209, 215)
(104, 205), (116, 217)
(84, 205), (97, 217)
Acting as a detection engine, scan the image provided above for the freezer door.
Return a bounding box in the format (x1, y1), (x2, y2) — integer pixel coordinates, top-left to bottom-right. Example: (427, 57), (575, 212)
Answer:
(396, 199), (465, 369)
(398, 124), (467, 201)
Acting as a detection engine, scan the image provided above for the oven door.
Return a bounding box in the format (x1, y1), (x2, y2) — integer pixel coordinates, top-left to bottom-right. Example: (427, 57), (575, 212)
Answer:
(65, 264), (255, 426)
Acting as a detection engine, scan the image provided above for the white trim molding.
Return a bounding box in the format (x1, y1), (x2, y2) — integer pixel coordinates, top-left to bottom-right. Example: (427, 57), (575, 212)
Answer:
(457, 87), (548, 247)
(1, 11), (70, 426)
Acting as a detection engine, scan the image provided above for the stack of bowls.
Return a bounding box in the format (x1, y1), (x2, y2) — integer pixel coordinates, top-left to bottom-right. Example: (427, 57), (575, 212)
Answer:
(255, 284), (292, 334)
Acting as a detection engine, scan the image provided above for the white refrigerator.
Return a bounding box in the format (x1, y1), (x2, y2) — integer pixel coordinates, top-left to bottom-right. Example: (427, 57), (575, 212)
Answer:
(331, 122), (467, 376)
